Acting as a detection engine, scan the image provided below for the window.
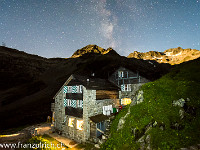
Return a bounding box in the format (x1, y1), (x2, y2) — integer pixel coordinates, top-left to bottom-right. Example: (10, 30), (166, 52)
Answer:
(67, 99), (71, 106)
(71, 100), (77, 108)
(68, 86), (72, 93)
(121, 98), (132, 105)
(118, 71), (124, 78)
(77, 120), (83, 130)
(64, 85), (82, 93)
(68, 118), (75, 127)
(77, 100), (83, 108)
(121, 84), (131, 91)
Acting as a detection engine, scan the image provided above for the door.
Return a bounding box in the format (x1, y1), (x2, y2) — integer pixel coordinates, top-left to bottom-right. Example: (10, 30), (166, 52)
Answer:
(96, 121), (105, 137)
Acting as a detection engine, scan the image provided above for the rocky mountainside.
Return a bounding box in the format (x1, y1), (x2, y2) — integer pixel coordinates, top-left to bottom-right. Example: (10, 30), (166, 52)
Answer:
(0, 45), (170, 130)
(128, 47), (200, 65)
(71, 44), (119, 58)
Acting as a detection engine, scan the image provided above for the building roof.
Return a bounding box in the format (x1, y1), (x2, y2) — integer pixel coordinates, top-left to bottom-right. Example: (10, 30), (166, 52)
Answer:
(89, 114), (109, 123)
(72, 74), (120, 90)
(53, 73), (120, 99)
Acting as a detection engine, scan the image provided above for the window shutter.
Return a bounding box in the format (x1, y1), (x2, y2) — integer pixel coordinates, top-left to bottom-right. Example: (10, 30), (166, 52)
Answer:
(64, 99), (67, 107)
(121, 84), (125, 91)
(72, 86), (77, 93)
(63, 86), (68, 93)
(66, 86), (72, 93)
(71, 100), (77, 108)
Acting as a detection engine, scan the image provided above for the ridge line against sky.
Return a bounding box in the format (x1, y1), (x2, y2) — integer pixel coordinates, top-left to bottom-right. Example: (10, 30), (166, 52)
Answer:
(0, 0), (200, 58)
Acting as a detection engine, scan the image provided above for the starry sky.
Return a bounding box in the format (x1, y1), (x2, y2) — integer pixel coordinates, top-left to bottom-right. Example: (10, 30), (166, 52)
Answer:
(0, 0), (200, 58)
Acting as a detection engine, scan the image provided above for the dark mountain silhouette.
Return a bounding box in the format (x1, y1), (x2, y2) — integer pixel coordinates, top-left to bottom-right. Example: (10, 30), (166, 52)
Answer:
(128, 47), (200, 65)
(0, 45), (170, 130)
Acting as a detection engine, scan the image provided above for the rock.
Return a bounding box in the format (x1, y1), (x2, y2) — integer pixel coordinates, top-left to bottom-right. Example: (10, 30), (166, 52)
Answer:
(136, 91), (144, 104)
(102, 135), (107, 140)
(189, 145), (199, 150)
(98, 139), (104, 145)
(159, 126), (164, 130)
(180, 148), (189, 150)
(95, 144), (100, 149)
(153, 121), (157, 127)
(173, 98), (185, 107)
(117, 107), (130, 130)
(131, 128), (137, 136)
(137, 135), (145, 143)
(117, 118), (125, 130)
(145, 126), (152, 134)
(145, 135), (151, 144)
(197, 144), (200, 148)
(179, 109), (185, 119)
(146, 144), (152, 150)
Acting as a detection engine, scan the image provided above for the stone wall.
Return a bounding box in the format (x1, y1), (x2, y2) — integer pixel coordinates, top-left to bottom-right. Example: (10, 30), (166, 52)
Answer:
(119, 83), (144, 102)
(61, 115), (84, 142)
(54, 88), (65, 132)
(54, 86), (118, 143)
(54, 87), (84, 142)
(82, 87), (117, 142)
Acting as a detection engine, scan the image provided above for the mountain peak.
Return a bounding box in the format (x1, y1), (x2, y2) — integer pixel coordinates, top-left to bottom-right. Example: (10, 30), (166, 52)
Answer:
(71, 45), (116, 58)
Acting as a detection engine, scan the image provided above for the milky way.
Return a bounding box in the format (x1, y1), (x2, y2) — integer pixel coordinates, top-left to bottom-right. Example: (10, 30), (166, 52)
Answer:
(0, 0), (200, 58)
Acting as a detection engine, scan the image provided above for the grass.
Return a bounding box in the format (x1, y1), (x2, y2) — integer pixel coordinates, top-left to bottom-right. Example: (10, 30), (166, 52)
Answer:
(101, 58), (200, 150)
(70, 143), (99, 150)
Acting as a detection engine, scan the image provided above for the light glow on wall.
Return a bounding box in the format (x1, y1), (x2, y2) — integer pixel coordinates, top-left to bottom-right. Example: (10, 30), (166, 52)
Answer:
(121, 98), (131, 105)
(77, 120), (83, 130)
(68, 118), (75, 127)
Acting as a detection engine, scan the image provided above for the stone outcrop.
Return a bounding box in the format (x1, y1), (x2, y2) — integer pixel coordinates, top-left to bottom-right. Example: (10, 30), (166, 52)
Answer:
(117, 107), (131, 130)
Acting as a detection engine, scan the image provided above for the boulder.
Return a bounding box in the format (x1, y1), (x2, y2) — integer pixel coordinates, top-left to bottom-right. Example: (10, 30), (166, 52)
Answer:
(173, 98), (185, 107)
(136, 91), (144, 104)
(95, 144), (100, 149)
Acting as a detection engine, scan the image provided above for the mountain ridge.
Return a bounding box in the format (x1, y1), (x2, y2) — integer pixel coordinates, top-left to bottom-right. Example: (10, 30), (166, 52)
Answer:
(128, 47), (200, 65)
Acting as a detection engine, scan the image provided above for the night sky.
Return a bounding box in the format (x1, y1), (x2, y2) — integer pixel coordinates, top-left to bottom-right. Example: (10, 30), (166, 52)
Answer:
(0, 0), (200, 58)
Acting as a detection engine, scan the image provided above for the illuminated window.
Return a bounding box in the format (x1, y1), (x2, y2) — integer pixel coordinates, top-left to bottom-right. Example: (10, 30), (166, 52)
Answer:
(121, 98), (131, 105)
(68, 118), (75, 127)
(77, 120), (83, 130)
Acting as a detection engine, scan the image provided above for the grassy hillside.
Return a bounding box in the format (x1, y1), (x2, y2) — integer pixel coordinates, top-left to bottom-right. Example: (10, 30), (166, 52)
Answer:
(101, 58), (200, 150)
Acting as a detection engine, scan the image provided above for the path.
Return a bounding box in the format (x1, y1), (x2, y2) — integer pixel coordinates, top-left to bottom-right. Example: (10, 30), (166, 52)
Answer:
(0, 123), (81, 149)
